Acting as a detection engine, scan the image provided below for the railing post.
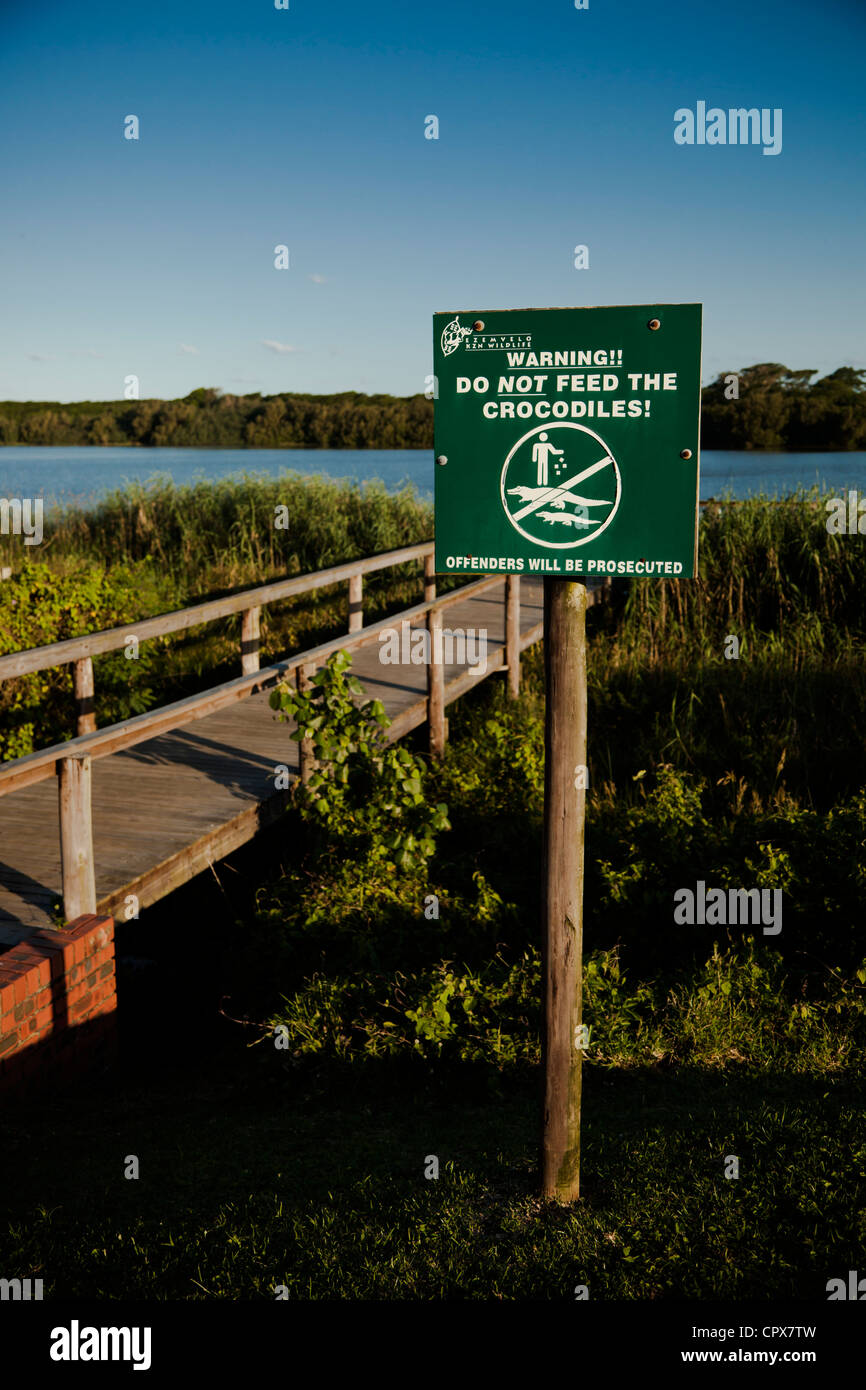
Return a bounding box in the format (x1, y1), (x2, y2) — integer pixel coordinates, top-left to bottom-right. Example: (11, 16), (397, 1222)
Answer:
(297, 664), (315, 786)
(427, 606), (446, 758)
(58, 754), (96, 921)
(348, 574), (363, 633)
(73, 656), (96, 735)
(241, 606), (261, 675)
(424, 552), (436, 604)
(505, 574), (521, 699)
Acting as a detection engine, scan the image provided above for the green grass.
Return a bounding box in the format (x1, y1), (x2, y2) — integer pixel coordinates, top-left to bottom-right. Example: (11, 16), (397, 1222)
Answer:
(2, 666), (864, 1299)
(0, 473), (443, 760)
(11, 470), (433, 587)
(2, 1041), (861, 1299)
(1, 480), (864, 1299)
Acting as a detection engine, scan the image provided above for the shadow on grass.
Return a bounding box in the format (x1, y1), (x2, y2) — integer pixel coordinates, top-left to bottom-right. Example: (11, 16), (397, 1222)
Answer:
(0, 1028), (861, 1300)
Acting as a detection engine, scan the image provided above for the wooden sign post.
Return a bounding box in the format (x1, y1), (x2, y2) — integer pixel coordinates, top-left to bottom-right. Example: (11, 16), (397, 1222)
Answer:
(540, 579), (587, 1202)
(432, 303), (702, 1203)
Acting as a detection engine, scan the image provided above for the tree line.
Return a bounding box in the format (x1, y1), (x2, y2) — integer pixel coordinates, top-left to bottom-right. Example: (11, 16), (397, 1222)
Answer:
(700, 364), (866, 450)
(1, 366), (864, 450)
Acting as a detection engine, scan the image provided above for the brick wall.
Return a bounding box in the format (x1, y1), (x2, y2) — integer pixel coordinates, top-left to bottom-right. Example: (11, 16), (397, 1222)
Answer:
(0, 914), (117, 1095)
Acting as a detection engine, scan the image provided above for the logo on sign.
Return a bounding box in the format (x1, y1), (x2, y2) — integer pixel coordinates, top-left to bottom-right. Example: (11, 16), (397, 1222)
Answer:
(499, 423), (621, 549)
(464, 334), (533, 351)
(440, 316), (473, 357)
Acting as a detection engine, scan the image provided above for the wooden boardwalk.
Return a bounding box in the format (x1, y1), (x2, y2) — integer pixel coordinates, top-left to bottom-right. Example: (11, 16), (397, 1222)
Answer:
(0, 578), (544, 932)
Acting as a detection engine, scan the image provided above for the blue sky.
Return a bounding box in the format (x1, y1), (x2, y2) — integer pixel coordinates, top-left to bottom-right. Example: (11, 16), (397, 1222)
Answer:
(1, 0), (863, 402)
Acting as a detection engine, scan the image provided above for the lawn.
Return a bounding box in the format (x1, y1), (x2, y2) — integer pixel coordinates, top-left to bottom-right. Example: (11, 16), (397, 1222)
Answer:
(2, 490), (864, 1300)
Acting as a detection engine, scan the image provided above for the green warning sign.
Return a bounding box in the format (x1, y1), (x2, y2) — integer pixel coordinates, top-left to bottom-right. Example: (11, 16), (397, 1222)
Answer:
(433, 303), (702, 578)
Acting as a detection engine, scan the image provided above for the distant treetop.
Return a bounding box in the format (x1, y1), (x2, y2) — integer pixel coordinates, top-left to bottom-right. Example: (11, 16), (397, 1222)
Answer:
(1, 370), (864, 450)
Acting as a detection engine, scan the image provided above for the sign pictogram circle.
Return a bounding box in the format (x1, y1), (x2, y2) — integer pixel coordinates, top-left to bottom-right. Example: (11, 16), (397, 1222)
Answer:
(499, 422), (622, 549)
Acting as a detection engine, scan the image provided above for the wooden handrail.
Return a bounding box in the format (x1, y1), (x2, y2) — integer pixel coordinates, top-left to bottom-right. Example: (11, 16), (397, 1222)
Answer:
(2, 504), (804, 683)
(0, 559), (594, 925)
(0, 540), (435, 682)
(0, 573), (502, 798)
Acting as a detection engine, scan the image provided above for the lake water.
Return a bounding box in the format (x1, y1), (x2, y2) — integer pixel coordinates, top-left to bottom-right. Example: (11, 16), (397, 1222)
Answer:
(1, 446), (864, 513)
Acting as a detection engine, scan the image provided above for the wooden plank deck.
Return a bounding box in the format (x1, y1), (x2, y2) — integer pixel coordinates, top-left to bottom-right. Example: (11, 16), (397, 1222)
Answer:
(0, 579), (544, 931)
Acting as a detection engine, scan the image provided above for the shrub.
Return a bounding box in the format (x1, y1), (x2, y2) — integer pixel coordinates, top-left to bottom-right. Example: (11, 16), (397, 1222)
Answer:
(269, 649), (450, 872)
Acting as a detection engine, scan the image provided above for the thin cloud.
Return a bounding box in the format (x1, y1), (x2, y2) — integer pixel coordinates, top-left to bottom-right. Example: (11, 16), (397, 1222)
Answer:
(308, 274), (327, 284)
(25, 353), (53, 362)
(179, 343), (200, 355)
(262, 340), (298, 354)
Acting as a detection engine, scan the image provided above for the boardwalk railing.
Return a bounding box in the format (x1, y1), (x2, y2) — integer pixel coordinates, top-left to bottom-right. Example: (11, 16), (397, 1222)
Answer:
(0, 543), (551, 921)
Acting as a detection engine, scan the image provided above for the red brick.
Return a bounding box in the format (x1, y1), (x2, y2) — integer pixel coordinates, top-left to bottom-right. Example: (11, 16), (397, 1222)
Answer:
(28, 934), (65, 956)
(26, 961), (52, 996)
(38, 956), (66, 985)
(33, 1006), (54, 1033)
(67, 914), (100, 933)
(78, 980), (103, 1005)
(75, 918), (105, 944)
(65, 977), (94, 1002)
(87, 948), (114, 973)
(9, 949), (42, 970)
(0, 916), (116, 1093)
(82, 994), (116, 1023)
